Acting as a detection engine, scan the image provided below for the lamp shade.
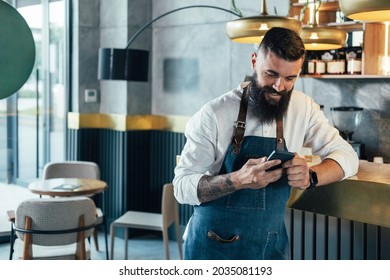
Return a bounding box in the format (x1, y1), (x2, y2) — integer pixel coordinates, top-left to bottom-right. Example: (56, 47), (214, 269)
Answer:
(339, 0), (390, 21)
(0, 1), (35, 100)
(301, 26), (348, 50)
(98, 48), (149, 81)
(97, 5), (241, 82)
(226, 16), (302, 44)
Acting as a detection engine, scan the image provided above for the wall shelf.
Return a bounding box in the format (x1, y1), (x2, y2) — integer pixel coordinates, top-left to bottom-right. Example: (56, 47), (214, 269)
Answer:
(290, 0), (390, 76)
(300, 74), (390, 79)
(326, 21), (363, 32)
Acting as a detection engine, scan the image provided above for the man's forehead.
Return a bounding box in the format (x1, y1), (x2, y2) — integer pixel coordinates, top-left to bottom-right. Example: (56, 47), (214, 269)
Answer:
(258, 51), (303, 76)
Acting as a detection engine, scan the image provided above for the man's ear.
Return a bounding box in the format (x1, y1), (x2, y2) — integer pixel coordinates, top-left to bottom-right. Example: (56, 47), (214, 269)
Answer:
(251, 52), (257, 70)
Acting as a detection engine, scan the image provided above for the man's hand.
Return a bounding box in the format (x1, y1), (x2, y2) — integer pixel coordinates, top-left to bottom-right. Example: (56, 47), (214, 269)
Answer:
(231, 157), (284, 190)
(282, 153), (310, 189)
(198, 154), (311, 203)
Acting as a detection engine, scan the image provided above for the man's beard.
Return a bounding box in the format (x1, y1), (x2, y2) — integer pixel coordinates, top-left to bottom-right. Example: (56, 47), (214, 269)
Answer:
(247, 73), (292, 125)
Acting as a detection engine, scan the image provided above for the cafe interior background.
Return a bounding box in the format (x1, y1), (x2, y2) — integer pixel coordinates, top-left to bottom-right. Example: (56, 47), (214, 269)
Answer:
(1, 0), (390, 260)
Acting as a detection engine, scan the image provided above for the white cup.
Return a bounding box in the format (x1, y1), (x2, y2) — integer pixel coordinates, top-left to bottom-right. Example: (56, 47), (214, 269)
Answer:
(373, 157), (384, 164)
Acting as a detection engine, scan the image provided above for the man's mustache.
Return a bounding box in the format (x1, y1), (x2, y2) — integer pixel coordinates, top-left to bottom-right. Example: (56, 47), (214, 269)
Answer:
(263, 86), (287, 96)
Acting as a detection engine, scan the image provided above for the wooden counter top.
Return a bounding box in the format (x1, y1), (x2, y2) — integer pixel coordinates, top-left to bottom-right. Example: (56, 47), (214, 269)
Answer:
(287, 160), (390, 227)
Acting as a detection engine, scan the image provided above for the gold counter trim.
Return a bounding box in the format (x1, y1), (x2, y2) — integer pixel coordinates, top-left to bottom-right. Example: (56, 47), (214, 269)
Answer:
(68, 112), (190, 133)
(288, 161), (390, 227)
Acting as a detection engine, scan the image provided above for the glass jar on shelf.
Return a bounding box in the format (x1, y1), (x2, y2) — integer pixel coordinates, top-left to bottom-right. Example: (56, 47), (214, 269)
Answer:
(345, 46), (363, 75)
(327, 60), (345, 74)
(347, 58), (362, 74)
(315, 60), (326, 75)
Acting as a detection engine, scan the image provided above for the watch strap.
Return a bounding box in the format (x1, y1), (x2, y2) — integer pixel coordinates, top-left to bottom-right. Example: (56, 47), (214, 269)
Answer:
(307, 169), (318, 189)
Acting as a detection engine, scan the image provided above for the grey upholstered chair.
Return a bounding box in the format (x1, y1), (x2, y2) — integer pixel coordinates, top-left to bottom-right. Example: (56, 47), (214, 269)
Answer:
(8, 196), (97, 260)
(41, 161), (109, 259)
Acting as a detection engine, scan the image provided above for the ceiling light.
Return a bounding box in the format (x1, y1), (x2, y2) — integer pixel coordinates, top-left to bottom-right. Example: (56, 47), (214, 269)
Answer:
(339, 0), (390, 22)
(225, 0), (302, 44)
(301, 26), (348, 50)
(301, 1), (347, 50)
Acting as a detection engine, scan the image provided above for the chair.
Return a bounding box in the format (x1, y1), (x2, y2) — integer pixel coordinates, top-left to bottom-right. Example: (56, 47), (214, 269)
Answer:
(42, 161), (109, 259)
(8, 196), (97, 260)
(110, 183), (183, 260)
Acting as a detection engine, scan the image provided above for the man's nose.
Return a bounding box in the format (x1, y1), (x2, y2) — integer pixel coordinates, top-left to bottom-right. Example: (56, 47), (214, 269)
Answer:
(272, 77), (285, 92)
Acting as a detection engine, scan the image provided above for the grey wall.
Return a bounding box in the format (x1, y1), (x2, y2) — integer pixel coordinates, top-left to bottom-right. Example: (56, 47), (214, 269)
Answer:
(74, 0), (152, 115)
(71, 0), (100, 113)
(99, 0), (152, 114)
(151, 0), (291, 115)
(294, 78), (390, 161)
(148, 0), (390, 162)
(74, 0), (390, 162)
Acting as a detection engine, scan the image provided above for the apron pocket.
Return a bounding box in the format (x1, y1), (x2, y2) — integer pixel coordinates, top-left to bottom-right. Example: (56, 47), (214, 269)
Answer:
(207, 230), (240, 243)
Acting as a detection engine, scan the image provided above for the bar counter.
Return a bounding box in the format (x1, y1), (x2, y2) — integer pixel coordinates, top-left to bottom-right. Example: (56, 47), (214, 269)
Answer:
(287, 160), (390, 228)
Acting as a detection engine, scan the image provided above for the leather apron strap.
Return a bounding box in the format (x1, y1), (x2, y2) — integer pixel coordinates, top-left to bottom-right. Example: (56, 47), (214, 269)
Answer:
(232, 87), (248, 155)
(232, 85), (285, 154)
(276, 118), (285, 151)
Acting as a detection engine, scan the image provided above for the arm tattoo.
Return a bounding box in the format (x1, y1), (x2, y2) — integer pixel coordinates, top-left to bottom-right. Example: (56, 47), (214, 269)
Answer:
(197, 174), (236, 203)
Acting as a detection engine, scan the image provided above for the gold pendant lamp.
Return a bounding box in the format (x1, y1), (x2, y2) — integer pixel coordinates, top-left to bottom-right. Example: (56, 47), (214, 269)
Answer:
(301, 0), (347, 50)
(339, 0), (390, 22)
(226, 0), (302, 44)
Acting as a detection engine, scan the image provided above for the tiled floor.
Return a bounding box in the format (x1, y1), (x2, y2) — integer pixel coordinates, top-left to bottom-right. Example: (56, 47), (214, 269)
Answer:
(0, 231), (181, 260)
(0, 183), (182, 260)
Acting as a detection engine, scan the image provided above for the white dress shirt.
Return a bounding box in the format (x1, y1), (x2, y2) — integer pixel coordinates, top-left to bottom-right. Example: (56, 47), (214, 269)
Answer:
(173, 84), (359, 205)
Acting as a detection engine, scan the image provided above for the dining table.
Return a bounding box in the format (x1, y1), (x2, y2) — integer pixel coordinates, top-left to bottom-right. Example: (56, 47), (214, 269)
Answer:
(28, 177), (108, 197)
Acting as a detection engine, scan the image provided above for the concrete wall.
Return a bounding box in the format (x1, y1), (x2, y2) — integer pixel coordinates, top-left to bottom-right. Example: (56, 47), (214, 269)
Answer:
(72, 0), (100, 113)
(150, 0), (290, 116)
(74, 0), (152, 115)
(74, 0), (390, 161)
(294, 77), (390, 161)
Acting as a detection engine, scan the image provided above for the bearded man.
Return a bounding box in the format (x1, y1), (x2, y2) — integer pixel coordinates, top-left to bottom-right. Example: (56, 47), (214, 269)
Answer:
(173, 27), (358, 260)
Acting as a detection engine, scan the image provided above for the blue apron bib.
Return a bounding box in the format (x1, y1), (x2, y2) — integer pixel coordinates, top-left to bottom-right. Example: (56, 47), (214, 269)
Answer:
(184, 88), (292, 260)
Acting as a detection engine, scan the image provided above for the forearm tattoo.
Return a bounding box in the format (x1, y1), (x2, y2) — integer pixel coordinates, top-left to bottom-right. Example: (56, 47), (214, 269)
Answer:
(197, 174), (236, 203)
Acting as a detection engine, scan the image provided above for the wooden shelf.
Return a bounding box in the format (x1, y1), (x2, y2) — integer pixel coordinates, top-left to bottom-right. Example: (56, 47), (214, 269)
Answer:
(300, 74), (390, 79)
(327, 21), (363, 32)
(292, 0), (339, 12)
(290, 0), (339, 27)
(290, 0), (390, 76)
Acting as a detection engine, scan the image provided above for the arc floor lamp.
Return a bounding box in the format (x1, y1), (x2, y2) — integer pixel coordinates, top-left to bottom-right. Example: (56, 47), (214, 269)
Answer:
(97, 5), (241, 82)
(97, 3), (302, 82)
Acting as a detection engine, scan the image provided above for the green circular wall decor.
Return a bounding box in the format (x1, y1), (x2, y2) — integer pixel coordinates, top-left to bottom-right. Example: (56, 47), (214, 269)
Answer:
(0, 1), (35, 100)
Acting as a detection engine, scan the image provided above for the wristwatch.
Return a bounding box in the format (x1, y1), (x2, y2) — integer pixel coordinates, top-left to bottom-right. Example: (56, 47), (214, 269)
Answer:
(307, 169), (318, 189)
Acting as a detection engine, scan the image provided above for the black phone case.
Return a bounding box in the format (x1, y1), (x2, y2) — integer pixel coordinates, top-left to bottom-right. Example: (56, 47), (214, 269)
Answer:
(266, 150), (294, 171)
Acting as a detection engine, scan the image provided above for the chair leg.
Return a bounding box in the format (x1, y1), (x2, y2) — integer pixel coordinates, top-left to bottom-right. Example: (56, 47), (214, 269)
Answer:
(100, 190), (109, 259)
(92, 220), (108, 259)
(93, 228), (99, 251)
(124, 227), (129, 260)
(23, 217), (33, 260)
(162, 227), (170, 260)
(110, 223), (115, 260)
(175, 223), (183, 260)
(9, 225), (15, 260)
(103, 218), (109, 260)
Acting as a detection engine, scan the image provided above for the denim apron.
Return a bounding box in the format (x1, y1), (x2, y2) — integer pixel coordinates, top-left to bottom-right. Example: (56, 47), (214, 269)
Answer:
(184, 87), (291, 260)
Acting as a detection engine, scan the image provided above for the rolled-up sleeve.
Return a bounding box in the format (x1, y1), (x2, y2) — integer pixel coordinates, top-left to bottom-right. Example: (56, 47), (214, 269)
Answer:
(303, 98), (359, 178)
(173, 105), (218, 205)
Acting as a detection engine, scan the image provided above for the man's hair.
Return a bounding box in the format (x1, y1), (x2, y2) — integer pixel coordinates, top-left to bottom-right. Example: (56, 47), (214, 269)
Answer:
(258, 27), (305, 62)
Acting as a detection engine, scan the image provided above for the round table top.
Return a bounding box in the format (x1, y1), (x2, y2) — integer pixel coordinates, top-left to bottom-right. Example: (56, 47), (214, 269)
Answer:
(28, 178), (108, 197)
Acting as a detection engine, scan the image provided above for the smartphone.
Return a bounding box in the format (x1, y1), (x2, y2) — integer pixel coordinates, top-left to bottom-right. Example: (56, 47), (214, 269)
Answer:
(266, 150), (295, 171)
